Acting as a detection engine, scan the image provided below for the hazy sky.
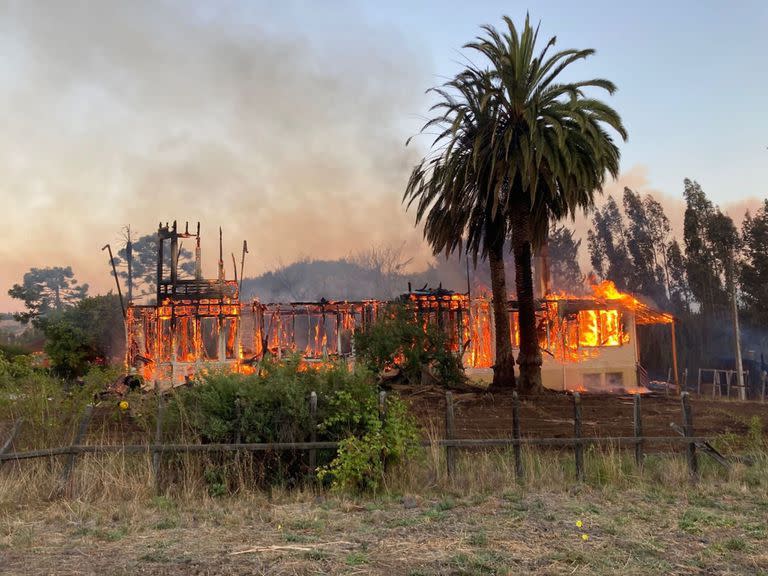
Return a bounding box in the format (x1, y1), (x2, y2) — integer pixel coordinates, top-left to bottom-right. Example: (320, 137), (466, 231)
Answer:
(1, 0), (766, 311)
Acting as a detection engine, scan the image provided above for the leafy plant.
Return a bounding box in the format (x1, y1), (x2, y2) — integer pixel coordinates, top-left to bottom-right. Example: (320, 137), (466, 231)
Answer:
(353, 302), (466, 387)
(318, 384), (418, 493)
(162, 357), (420, 493)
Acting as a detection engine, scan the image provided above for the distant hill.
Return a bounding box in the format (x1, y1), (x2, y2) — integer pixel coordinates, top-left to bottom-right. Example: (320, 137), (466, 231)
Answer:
(240, 252), (504, 304)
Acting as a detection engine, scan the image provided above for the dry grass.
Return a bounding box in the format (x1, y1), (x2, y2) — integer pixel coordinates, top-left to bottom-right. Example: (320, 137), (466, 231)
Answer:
(2, 444), (768, 575)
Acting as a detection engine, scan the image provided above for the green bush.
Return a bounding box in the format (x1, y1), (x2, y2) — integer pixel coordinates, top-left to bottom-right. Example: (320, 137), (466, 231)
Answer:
(353, 302), (466, 387)
(318, 388), (418, 493)
(0, 352), (118, 448)
(164, 356), (420, 492)
(38, 295), (124, 378)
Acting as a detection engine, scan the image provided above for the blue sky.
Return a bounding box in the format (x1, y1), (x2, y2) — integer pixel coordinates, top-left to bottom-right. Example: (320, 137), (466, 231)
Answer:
(364, 0), (768, 203)
(197, 0), (768, 202)
(0, 1), (766, 309)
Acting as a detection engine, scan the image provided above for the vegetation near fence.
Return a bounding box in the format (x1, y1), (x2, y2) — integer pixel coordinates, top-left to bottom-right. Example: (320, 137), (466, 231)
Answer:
(3, 348), (762, 502)
(353, 301), (466, 387)
(0, 353), (420, 495)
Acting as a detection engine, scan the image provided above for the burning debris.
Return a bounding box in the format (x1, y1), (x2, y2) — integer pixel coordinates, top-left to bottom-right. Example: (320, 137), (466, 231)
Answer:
(124, 223), (677, 393)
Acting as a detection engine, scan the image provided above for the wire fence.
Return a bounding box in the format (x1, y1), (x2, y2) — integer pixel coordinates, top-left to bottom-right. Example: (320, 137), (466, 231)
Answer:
(0, 390), (721, 497)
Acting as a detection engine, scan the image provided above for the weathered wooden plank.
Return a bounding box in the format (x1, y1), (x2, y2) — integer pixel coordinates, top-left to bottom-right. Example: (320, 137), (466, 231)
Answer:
(0, 435), (719, 463)
(445, 391), (456, 479)
(634, 394), (643, 467)
(512, 392), (523, 481)
(56, 405), (94, 495)
(573, 392), (584, 482)
(681, 392), (698, 483)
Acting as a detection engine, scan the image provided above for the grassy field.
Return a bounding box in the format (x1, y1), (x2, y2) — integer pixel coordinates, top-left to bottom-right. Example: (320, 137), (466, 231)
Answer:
(3, 362), (768, 574)
(2, 450), (768, 575)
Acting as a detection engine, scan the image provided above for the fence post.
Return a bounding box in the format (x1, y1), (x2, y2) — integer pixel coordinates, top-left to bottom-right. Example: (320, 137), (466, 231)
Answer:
(697, 368), (702, 396)
(633, 394), (643, 468)
(309, 391), (317, 477)
(444, 391), (456, 481)
(153, 383), (164, 494)
(762, 371), (766, 403)
(512, 391), (523, 482)
(681, 391), (698, 483)
(573, 392), (584, 482)
(378, 390), (387, 421)
(57, 404), (94, 495)
(234, 396), (242, 445)
(0, 419), (23, 469)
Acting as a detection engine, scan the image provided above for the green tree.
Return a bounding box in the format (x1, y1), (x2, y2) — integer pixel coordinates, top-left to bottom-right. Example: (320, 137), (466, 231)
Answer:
(741, 200), (768, 328)
(589, 189), (683, 308)
(548, 225), (583, 290)
(41, 294), (125, 378)
(405, 67), (517, 389)
(666, 239), (690, 312)
(588, 195), (633, 289)
(406, 16), (626, 393)
(111, 233), (195, 301)
(473, 18), (626, 392)
(8, 266), (88, 324)
(683, 179), (737, 315)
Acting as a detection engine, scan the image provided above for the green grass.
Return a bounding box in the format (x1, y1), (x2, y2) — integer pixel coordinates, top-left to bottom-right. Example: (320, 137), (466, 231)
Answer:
(345, 552), (368, 565)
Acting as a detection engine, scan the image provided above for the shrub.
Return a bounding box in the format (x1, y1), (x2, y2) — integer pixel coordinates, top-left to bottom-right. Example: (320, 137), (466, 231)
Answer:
(164, 356), (420, 493)
(353, 302), (466, 387)
(318, 389), (418, 493)
(38, 295), (124, 378)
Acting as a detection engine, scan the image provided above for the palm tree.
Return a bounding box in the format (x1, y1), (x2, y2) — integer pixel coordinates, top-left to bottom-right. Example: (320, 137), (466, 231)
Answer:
(467, 16), (627, 392)
(405, 68), (517, 389)
(406, 16), (626, 393)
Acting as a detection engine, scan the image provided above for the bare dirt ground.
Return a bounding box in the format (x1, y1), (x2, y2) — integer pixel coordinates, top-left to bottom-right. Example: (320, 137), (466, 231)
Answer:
(2, 483), (768, 576)
(403, 388), (768, 442)
(4, 389), (765, 453)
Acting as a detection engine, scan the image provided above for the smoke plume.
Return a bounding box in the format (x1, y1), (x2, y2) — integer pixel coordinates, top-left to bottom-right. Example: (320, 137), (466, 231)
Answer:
(0, 1), (433, 310)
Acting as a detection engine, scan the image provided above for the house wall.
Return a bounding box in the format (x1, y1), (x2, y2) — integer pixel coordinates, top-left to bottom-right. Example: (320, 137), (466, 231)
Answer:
(541, 313), (638, 391)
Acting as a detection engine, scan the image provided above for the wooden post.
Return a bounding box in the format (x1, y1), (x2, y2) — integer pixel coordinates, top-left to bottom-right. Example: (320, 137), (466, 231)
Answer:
(671, 319), (680, 395)
(697, 368), (702, 397)
(378, 390), (387, 421)
(633, 394), (643, 468)
(573, 392), (584, 482)
(57, 405), (94, 495)
(681, 392), (698, 482)
(153, 384), (164, 494)
(512, 391), (523, 482)
(0, 419), (23, 469)
(761, 370), (766, 403)
(309, 391), (317, 477)
(234, 397), (242, 445)
(444, 391), (456, 480)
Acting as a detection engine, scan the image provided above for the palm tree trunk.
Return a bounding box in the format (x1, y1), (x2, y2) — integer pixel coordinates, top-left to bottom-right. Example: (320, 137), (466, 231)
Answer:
(511, 197), (542, 394)
(488, 240), (516, 390)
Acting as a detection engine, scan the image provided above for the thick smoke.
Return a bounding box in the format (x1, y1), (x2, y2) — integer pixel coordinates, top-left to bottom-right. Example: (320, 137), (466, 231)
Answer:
(0, 3), (763, 312)
(0, 1), (433, 309)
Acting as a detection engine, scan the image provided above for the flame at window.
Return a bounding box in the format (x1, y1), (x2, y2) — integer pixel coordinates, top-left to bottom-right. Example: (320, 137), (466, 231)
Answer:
(577, 310), (628, 347)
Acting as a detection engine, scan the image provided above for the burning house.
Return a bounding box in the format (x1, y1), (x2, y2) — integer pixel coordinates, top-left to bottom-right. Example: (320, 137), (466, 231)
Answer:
(125, 223), (677, 393)
(126, 222), (245, 387)
(395, 282), (676, 393)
